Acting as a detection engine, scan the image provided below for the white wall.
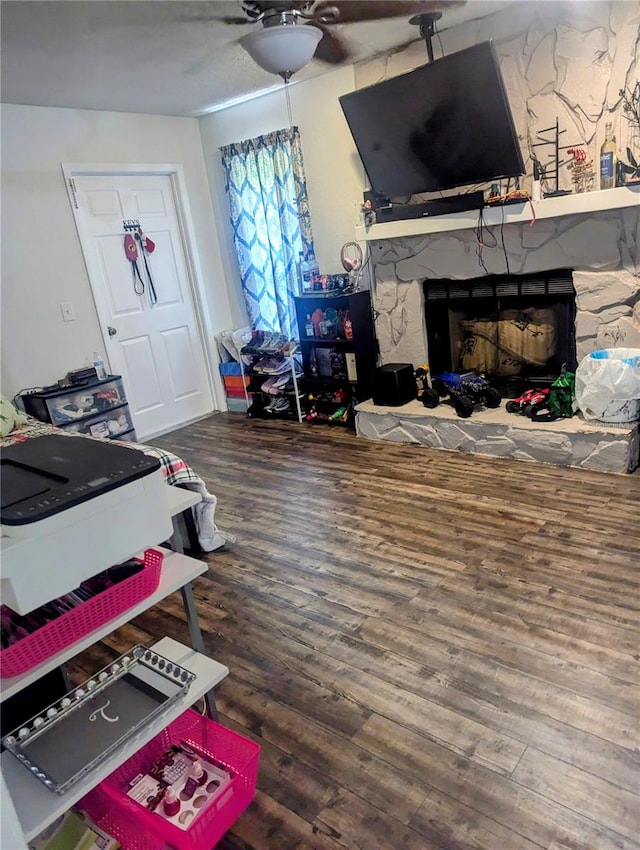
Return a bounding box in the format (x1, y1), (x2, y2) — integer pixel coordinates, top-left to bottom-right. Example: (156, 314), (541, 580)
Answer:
(0, 104), (233, 404)
(198, 65), (369, 329)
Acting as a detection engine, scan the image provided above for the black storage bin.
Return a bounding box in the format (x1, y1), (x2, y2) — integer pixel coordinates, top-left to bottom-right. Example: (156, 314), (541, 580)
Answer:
(372, 363), (416, 407)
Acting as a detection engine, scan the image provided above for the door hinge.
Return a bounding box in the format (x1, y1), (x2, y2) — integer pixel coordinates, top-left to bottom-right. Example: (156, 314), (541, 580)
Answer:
(68, 177), (79, 209)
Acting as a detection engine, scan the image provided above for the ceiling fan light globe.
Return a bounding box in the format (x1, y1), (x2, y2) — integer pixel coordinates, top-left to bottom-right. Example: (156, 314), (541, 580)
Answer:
(240, 24), (323, 77)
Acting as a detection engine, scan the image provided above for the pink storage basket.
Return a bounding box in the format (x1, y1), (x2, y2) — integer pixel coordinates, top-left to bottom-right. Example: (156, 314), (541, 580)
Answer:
(0, 548), (163, 678)
(79, 709), (260, 850)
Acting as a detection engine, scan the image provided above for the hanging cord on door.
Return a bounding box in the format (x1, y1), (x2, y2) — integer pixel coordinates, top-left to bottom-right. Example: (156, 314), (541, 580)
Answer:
(123, 220), (145, 295)
(135, 226), (158, 305)
(123, 230), (146, 295)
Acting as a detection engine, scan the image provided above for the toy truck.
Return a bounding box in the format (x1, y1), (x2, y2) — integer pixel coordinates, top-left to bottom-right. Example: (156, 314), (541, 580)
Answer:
(421, 371), (501, 418)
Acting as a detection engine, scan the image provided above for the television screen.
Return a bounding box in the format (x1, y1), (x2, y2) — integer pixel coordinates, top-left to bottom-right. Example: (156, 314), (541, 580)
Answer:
(339, 41), (525, 199)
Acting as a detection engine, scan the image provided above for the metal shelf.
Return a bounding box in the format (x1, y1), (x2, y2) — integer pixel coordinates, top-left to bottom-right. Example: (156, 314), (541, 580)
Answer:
(0, 550), (206, 703)
(1, 637), (228, 842)
(240, 346), (303, 422)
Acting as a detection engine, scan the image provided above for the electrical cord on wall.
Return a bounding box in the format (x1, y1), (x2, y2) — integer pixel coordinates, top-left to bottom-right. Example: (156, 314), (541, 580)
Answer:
(357, 241), (373, 290)
(475, 209), (497, 275)
(500, 204), (510, 276)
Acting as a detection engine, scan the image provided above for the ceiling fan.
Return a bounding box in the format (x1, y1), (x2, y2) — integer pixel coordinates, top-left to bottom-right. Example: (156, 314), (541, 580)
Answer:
(218, 1), (463, 79)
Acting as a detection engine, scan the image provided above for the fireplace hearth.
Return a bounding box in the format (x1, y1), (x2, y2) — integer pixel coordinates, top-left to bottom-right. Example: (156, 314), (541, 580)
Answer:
(424, 269), (576, 396)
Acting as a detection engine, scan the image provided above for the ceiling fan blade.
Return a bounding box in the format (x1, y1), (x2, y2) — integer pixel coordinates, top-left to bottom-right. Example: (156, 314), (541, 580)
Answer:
(217, 16), (256, 24)
(246, 0), (309, 14)
(192, 2), (307, 26)
(313, 24), (352, 64)
(313, 0), (462, 25)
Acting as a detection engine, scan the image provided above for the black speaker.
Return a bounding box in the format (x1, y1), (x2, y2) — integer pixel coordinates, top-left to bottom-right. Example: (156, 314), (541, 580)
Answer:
(372, 363), (416, 407)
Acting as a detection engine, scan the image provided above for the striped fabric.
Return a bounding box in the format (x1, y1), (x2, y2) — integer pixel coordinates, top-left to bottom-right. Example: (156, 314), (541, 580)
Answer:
(220, 126), (315, 340)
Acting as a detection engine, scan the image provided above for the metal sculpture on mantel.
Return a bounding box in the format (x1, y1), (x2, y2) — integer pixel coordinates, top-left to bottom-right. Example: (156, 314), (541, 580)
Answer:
(531, 118), (582, 198)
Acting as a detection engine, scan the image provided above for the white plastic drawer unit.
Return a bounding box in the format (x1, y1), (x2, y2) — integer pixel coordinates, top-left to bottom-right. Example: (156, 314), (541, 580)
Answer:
(22, 377), (128, 428)
(64, 405), (134, 440)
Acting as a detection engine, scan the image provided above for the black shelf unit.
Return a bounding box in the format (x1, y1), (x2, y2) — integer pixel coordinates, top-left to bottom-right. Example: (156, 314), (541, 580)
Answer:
(294, 290), (377, 426)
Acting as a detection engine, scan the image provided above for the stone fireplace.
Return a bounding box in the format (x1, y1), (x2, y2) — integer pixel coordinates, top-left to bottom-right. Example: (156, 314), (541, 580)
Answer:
(348, 0), (639, 472)
(354, 194), (640, 473)
(371, 202), (639, 368)
(423, 268), (576, 395)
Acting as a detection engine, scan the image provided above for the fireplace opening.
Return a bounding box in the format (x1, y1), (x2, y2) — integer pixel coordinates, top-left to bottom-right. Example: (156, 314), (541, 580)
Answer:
(424, 269), (576, 396)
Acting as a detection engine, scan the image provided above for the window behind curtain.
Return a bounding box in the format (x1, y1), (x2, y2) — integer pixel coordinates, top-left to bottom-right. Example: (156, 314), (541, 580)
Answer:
(220, 127), (315, 340)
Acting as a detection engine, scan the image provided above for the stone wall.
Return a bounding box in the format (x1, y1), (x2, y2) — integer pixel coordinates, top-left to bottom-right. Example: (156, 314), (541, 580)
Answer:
(355, 1), (639, 369)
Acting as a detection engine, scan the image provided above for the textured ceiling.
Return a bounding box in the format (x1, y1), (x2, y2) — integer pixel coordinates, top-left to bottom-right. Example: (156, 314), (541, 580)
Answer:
(0, 0), (510, 117)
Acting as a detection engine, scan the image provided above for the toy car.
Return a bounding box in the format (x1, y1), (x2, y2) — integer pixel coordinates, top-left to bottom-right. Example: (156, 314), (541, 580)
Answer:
(421, 371), (501, 418)
(505, 387), (550, 417)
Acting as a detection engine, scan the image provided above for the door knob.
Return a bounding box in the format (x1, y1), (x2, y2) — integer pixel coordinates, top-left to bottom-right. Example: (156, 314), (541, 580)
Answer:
(107, 326), (117, 337)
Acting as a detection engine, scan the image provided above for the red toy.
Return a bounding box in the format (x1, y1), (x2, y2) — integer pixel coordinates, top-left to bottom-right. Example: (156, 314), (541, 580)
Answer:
(505, 387), (550, 417)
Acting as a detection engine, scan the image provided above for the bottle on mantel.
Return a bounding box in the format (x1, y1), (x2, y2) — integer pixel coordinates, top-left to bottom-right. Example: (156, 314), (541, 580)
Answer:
(599, 122), (617, 190)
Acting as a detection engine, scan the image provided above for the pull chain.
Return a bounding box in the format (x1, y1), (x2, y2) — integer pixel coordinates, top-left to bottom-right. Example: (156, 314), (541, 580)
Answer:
(284, 78), (293, 130)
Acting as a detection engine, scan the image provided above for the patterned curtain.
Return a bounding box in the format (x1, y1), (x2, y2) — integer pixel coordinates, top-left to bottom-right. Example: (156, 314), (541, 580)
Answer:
(220, 127), (315, 340)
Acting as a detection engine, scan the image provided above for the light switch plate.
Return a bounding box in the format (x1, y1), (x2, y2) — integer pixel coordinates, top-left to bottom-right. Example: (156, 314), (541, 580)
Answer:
(60, 302), (75, 322)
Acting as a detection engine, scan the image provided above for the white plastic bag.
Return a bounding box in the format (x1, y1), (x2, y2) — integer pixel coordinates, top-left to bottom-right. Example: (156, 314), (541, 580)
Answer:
(575, 348), (640, 422)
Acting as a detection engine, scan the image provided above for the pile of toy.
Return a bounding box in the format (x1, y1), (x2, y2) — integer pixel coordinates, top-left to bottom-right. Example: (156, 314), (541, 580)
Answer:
(413, 348), (639, 424)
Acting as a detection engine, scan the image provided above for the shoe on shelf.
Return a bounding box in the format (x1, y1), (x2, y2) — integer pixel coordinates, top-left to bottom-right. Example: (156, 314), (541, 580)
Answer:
(273, 335), (291, 354)
(256, 332), (275, 352)
(270, 397), (290, 414)
(253, 356), (277, 373)
(241, 330), (264, 354)
(260, 377), (279, 394)
(258, 332), (288, 353)
(264, 359), (292, 376)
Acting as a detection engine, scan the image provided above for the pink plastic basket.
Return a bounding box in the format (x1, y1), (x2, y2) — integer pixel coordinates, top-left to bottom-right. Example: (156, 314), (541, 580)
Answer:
(79, 709), (260, 850)
(0, 549), (164, 678)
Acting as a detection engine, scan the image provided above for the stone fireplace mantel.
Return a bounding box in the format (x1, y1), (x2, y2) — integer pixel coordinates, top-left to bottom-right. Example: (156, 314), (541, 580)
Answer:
(362, 187), (639, 370)
(356, 185), (639, 242)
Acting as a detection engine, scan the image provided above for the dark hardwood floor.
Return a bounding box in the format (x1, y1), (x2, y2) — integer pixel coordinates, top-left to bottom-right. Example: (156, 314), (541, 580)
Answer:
(75, 413), (640, 850)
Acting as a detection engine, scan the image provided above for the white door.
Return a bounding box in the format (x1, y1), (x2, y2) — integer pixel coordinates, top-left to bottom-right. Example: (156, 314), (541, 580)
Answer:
(68, 172), (214, 440)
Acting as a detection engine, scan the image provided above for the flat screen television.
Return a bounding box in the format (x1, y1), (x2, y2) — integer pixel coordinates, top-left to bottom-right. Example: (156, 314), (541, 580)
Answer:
(339, 41), (525, 199)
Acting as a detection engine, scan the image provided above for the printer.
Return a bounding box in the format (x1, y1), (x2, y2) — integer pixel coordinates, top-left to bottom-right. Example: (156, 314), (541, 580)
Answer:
(1, 436), (172, 614)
